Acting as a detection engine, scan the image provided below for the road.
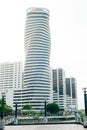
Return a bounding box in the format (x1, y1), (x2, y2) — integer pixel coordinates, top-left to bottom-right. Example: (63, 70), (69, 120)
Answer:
(5, 124), (86, 130)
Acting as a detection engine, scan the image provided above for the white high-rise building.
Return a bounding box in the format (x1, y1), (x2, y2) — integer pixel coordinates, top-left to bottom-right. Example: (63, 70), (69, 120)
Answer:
(66, 78), (78, 111)
(0, 62), (23, 90)
(0, 61), (23, 108)
(52, 68), (66, 111)
(23, 8), (51, 111)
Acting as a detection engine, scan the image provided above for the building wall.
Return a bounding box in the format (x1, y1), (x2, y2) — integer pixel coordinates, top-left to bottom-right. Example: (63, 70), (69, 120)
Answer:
(52, 68), (66, 111)
(66, 78), (78, 111)
(23, 8), (51, 111)
(0, 62), (23, 90)
(13, 89), (22, 109)
(0, 61), (23, 108)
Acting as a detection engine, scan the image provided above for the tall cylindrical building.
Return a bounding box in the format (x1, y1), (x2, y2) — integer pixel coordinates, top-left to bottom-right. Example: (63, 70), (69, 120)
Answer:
(23, 8), (51, 111)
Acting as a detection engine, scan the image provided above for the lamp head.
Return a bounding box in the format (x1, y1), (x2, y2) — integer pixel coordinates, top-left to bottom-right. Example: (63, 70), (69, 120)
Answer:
(82, 88), (87, 93)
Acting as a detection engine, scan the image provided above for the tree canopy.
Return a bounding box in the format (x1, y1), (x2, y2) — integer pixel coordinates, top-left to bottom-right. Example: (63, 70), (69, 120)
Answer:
(47, 102), (60, 115)
(22, 104), (32, 110)
(0, 97), (12, 118)
(0, 97), (6, 113)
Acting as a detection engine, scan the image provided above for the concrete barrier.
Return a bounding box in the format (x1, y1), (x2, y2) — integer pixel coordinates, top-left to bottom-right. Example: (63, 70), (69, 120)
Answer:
(83, 116), (87, 128)
(0, 120), (4, 130)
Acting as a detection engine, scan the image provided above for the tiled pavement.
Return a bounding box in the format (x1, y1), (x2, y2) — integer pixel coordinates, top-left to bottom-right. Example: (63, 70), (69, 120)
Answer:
(5, 124), (86, 130)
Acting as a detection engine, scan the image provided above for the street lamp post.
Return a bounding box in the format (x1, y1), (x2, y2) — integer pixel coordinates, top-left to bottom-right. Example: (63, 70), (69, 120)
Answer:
(44, 99), (47, 117)
(82, 88), (87, 116)
(14, 103), (18, 124)
(82, 88), (87, 127)
(15, 103), (18, 118)
(44, 99), (48, 123)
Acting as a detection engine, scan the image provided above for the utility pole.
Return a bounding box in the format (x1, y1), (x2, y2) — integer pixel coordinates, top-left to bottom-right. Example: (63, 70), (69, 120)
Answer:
(44, 99), (47, 117)
(82, 88), (87, 128)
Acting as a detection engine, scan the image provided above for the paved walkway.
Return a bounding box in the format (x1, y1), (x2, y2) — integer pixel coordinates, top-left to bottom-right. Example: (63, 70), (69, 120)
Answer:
(5, 124), (85, 130)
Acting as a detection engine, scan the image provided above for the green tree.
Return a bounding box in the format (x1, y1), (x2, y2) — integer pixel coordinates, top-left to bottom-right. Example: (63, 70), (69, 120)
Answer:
(0, 97), (6, 119)
(4, 105), (12, 116)
(22, 104), (32, 116)
(22, 104), (32, 110)
(0, 97), (12, 118)
(47, 102), (60, 115)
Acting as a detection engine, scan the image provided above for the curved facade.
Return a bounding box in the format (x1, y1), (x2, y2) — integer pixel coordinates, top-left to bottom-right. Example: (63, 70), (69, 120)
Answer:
(23, 8), (51, 111)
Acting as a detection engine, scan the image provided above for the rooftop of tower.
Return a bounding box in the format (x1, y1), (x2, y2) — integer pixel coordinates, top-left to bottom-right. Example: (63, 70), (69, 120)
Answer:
(26, 7), (49, 14)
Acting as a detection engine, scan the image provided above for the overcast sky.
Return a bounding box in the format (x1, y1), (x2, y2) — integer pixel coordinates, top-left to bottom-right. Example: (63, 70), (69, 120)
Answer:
(0, 0), (87, 109)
